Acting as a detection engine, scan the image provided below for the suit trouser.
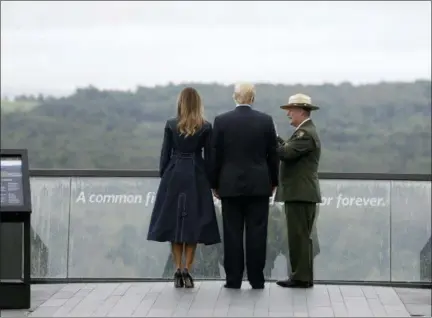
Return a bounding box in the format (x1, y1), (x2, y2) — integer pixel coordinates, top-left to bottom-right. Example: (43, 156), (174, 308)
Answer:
(284, 201), (317, 283)
(221, 196), (269, 286)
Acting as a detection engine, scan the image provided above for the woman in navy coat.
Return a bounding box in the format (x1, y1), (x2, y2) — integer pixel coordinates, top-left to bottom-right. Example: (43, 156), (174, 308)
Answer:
(147, 87), (221, 288)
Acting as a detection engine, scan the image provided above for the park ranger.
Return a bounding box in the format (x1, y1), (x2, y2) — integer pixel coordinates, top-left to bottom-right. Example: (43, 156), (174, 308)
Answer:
(274, 93), (322, 288)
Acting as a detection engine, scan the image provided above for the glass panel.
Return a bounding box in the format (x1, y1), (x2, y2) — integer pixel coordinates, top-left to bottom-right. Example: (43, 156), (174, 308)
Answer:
(266, 202), (291, 280)
(68, 177), (171, 278)
(68, 177), (227, 279)
(314, 180), (391, 281)
(67, 177), (393, 281)
(30, 177), (71, 278)
(390, 181), (431, 282)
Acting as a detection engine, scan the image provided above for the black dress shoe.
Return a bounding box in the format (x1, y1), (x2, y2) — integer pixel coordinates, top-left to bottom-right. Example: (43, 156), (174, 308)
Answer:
(174, 269), (184, 288)
(223, 283), (241, 289)
(251, 284), (265, 290)
(276, 279), (313, 288)
(182, 269), (195, 288)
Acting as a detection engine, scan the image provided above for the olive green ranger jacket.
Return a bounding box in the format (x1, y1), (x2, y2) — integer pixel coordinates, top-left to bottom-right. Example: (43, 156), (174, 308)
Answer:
(275, 119), (322, 203)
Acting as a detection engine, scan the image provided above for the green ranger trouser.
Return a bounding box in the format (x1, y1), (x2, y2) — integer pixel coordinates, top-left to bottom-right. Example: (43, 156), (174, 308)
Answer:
(284, 202), (317, 283)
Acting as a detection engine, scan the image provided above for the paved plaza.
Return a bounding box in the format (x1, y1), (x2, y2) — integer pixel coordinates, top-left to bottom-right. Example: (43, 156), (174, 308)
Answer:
(1, 282), (431, 317)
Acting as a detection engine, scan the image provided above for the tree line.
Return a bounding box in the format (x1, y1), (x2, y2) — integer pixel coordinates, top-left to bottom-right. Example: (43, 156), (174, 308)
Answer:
(1, 81), (431, 174)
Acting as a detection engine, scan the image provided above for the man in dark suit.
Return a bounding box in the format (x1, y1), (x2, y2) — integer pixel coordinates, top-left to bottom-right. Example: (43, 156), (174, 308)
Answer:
(275, 93), (322, 288)
(211, 82), (279, 289)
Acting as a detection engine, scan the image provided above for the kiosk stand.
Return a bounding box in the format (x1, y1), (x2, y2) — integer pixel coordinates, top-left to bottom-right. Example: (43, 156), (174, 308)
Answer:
(0, 149), (32, 309)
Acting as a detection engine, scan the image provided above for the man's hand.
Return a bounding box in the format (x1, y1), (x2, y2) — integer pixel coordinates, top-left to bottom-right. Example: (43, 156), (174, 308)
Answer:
(212, 189), (220, 200)
(276, 135), (285, 145)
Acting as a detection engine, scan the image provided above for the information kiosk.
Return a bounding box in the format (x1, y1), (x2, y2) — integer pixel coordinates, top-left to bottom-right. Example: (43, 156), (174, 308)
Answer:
(0, 149), (32, 309)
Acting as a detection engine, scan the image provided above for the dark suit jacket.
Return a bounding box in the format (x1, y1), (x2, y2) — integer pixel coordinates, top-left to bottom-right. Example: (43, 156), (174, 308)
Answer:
(275, 119), (322, 203)
(210, 105), (279, 198)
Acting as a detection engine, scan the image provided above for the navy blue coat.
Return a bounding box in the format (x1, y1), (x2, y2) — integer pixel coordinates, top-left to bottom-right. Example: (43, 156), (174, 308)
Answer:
(147, 118), (221, 245)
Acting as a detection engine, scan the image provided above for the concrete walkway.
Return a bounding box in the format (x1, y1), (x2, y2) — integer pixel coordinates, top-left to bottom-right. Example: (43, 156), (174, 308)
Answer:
(1, 282), (431, 317)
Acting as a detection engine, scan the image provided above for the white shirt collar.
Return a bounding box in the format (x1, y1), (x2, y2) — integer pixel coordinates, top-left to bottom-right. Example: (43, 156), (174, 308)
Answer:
(295, 118), (311, 131)
(236, 104), (251, 108)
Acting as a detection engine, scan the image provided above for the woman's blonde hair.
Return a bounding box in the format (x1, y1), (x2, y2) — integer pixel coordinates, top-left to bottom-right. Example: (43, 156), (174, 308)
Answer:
(177, 87), (205, 137)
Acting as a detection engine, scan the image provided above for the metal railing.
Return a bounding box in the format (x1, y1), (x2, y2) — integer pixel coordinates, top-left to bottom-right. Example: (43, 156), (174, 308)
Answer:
(19, 170), (432, 288)
(29, 169), (432, 181)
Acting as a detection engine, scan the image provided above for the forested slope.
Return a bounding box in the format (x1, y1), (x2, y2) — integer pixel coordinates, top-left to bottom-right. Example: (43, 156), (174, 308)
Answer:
(1, 81), (431, 173)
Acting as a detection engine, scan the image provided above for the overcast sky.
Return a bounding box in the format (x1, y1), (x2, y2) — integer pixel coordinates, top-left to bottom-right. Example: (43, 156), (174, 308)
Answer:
(1, 1), (431, 96)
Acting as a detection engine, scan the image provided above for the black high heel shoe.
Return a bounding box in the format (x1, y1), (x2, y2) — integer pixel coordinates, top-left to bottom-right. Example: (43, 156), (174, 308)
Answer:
(182, 269), (194, 288)
(174, 269), (184, 288)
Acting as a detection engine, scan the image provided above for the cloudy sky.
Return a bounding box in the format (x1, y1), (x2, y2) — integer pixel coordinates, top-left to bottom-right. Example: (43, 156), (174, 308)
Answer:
(1, 1), (431, 95)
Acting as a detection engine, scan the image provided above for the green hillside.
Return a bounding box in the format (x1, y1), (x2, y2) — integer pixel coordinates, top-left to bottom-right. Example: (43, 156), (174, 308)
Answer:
(1, 100), (40, 113)
(1, 81), (431, 173)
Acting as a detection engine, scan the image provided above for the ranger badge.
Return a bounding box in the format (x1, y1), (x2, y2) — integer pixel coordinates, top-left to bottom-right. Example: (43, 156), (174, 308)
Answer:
(296, 131), (305, 138)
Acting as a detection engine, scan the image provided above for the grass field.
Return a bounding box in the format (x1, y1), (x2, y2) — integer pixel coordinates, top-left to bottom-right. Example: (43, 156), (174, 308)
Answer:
(1, 100), (40, 113)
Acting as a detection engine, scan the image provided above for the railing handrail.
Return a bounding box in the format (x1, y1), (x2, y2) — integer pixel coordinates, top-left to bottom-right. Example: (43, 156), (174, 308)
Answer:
(29, 169), (432, 181)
